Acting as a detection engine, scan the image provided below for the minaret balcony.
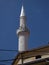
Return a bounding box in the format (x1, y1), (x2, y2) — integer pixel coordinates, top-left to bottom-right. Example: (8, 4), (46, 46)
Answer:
(17, 26), (30, 35)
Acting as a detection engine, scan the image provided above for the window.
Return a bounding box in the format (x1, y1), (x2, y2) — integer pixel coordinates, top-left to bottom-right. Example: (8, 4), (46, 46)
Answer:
(36, 55), (41, 59)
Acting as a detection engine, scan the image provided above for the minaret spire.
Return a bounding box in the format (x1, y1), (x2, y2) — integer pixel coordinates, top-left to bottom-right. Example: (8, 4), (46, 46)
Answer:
(16, 5), (30, 52)
(20, 5), (26, 29)
(20, 5), (25, 17)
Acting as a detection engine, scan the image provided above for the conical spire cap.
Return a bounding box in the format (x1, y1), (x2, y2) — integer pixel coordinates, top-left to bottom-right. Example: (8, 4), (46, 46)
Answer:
(20, 5), (25, 17)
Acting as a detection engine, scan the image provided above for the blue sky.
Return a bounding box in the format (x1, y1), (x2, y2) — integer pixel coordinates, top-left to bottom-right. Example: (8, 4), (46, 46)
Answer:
(0, 0), (49, 65)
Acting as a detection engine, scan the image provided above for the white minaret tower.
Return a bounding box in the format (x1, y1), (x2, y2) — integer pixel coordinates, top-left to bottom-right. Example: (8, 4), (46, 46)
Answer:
(17, 5), (30, 52)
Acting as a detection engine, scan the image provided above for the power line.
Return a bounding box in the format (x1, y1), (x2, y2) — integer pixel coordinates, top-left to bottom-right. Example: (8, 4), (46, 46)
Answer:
(0, 59), (14, 62)
(0, 64), (5, 65)
(0, 49), (49, 52)
(0, 49), (18, 52)
(0, 54), (49, 62)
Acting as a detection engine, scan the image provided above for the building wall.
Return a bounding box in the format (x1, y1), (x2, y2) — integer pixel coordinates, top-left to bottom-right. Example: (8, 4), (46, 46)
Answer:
(17, 53), (49, 64)
(13, 46), (49, 65)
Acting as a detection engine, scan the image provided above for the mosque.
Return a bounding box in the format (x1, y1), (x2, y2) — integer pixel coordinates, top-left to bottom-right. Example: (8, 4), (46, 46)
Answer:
(12, 5), (49, 65)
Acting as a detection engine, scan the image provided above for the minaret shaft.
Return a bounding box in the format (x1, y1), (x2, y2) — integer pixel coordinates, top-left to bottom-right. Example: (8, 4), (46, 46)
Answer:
(18, 33), (28, 52)
(16, 5), (30, 52)
(20, 16), (26, 28)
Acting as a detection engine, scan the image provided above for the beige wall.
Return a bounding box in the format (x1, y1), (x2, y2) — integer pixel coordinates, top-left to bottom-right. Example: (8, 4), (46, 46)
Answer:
(17, 53), (49, 64)
(13, 46), (49, 65)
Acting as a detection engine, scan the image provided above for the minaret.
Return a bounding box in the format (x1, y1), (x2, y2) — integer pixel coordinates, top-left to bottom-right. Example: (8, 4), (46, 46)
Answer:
(17, 5), (30, 52)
